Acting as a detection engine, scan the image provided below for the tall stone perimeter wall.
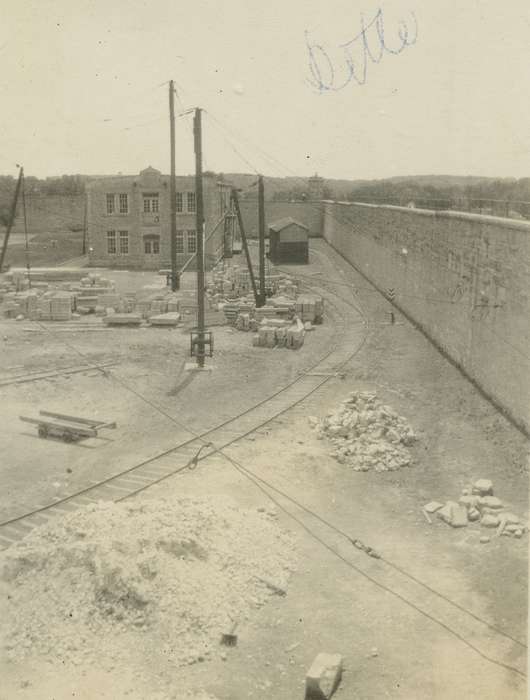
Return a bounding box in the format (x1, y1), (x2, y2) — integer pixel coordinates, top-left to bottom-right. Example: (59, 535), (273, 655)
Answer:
(323, 202), (530, 435)
(239, 200), (322, 238)
(10, 194), (85, 234)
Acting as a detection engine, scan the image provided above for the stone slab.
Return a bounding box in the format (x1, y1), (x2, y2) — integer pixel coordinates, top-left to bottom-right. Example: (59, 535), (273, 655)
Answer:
(305, 652), (343, 700)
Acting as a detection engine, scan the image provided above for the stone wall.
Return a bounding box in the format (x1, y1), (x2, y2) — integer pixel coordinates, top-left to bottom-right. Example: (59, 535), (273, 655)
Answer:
(323, 201), (530, 435)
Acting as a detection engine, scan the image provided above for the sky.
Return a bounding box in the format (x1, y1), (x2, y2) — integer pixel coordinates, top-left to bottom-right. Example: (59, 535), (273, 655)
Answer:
(1, 0), (530, 180)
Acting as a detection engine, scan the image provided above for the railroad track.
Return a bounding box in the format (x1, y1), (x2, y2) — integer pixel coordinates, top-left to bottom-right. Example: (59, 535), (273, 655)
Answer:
(0, 360), (119, 387)
(0, 285), (368, 550)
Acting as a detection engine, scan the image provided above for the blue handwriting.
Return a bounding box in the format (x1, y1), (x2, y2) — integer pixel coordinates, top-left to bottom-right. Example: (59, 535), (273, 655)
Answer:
(305, 8), (418, 93)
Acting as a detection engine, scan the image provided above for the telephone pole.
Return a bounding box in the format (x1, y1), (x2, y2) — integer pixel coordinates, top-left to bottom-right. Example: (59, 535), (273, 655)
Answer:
(258, 175), (266, 307)
(169, 80), (179, 291)
(194, 108), (206, 367)
(0, 166), (23, 272)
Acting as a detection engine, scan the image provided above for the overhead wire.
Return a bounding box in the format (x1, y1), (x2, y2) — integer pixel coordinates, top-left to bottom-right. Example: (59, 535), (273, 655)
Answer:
(15, 100), (526, 678)
(203, 109), (530, 368)
(29, 277), (527, 679)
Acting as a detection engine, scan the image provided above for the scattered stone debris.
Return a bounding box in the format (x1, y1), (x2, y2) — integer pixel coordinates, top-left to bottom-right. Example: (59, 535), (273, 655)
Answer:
(425, 479), (528, 538)
(310, 391), (417, 471)
(0, 497), (296, 669)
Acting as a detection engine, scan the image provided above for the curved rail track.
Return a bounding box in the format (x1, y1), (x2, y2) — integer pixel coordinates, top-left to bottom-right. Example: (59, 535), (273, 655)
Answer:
(0, 284), (368, 550)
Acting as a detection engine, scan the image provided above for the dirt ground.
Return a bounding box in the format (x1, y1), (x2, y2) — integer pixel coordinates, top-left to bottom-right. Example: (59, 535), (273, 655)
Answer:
(1, 240), (528, 699)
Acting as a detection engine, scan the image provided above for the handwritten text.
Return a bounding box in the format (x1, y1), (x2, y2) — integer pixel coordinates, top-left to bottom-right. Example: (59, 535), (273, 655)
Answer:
(305, 8), (418, 93)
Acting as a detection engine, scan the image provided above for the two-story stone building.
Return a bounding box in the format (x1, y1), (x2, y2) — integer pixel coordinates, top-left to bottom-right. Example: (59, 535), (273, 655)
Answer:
(86, 166), (230, 270)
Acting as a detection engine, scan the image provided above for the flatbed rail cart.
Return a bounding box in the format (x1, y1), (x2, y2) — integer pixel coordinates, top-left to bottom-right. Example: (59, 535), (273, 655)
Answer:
(20, 410), (117, 443)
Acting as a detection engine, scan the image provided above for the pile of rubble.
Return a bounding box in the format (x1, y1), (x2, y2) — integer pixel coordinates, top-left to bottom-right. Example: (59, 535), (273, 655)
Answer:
(0, 497), (296, 669)
(424, 479), (528, 540)
(310, 391), (417, 471)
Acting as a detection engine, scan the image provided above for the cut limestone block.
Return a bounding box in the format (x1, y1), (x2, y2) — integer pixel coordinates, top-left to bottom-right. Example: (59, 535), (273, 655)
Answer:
(459, 495), (480, 509)
(472, 479), (493, 496)
(103, 313), (142, 326)
(479, 496), (503, 510)
(149, 312), (181, 327)
(305, 653), (343, 700)
(437, 501), (468, 527)
(502, 512), (521, 525)
(481, 514), (500, 528)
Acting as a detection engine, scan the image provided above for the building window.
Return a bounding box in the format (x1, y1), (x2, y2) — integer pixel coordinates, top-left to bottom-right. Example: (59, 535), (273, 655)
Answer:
(176, 192), (183, 213)
(119, 193), (129, 214)
(187, 229), (197, 253)
(144, 236), (160, 254)
(176, 230), (184, 254)
(187, 192), (196, 213)
(119, 230), (129, 254)
(107, 230), (116, 254)
(106, 194), (115, 215)
(143, 193), (159, 213)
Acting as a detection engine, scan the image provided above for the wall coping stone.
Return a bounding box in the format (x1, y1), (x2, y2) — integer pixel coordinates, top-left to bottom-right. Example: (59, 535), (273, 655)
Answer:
(324, 200), (530, 233)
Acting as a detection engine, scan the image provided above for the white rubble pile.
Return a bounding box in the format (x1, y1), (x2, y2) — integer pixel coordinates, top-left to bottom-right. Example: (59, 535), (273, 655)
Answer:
(424, 479), (528, 539)
(310, 391), (417, 471)
(0, 497), (296, 670)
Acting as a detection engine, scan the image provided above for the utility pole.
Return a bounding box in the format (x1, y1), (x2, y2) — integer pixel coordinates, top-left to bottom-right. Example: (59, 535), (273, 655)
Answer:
(21, 171), (31, 288)
(0, 166), (23, 272)
(82, 197), (87, 256)
(258, 175), (266, 307)
(231, 188), (259, 306)
(169, 80), (179, 291)
(194, 108), (206, 367)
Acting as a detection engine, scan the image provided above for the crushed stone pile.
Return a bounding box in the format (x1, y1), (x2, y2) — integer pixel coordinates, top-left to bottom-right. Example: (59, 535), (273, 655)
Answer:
(0, 496), (296, 670)
(309, 391), (417, 472)
(424, 479), (528, 541)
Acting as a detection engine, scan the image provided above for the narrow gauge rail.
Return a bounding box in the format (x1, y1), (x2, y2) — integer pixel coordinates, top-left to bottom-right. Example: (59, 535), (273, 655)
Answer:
(0, 286), (368, 549)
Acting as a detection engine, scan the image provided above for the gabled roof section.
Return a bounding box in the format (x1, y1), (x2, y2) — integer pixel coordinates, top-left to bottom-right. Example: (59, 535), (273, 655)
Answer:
(268, 217), (309, 232)
(140, 166), (162, 176)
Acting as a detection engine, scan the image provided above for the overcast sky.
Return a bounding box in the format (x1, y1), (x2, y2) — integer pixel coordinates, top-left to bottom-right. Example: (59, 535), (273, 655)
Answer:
(2, 0), (529, 180)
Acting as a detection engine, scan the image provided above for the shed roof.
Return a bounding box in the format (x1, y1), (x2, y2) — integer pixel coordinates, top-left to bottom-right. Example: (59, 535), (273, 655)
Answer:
(268, 217), (309, 233)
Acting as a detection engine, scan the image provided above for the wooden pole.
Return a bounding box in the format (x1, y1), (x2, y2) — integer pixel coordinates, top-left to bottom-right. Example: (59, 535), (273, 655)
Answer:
(194, 108), (206, 367)
(258, 175), (266, 306)
(231, 188), (259, 305)
(169, 81), (179, 291)
(82, 196), (87, 255)
(21, 172), (31, 288)
(0, 167), (23, 272)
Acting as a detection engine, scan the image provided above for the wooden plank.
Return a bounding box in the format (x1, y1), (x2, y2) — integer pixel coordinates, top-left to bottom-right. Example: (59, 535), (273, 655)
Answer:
(39, 410), (107, 427)
(19, 416), (97, 437)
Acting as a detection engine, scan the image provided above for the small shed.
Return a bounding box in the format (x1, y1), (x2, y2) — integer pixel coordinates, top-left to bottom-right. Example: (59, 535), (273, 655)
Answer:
(268, 217), (309, 264)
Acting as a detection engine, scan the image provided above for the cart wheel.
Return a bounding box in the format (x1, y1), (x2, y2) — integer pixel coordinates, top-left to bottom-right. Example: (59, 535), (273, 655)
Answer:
(38, 426), (48, 438)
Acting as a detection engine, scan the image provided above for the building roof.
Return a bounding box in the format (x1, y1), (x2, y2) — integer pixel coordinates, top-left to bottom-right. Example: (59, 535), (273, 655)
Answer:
(268, 217), (309, 232)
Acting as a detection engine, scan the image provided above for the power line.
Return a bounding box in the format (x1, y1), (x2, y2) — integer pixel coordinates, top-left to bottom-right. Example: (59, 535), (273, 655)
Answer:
(205, 112), (260, 175)
(20, 146), (526, 676)
(221, 457), (526, 680)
